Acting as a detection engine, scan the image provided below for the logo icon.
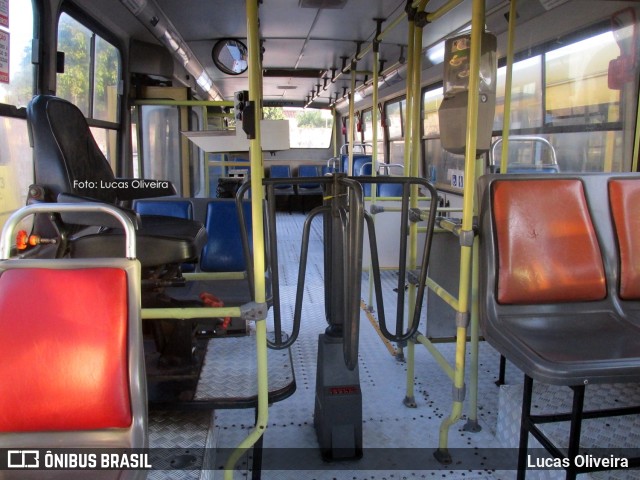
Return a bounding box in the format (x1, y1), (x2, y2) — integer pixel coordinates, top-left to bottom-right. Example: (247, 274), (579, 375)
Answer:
(7, 450), (40, 468)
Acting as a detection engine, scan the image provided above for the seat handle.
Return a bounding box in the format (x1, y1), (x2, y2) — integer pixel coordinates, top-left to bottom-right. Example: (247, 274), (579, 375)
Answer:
(1, 203), (137, 259)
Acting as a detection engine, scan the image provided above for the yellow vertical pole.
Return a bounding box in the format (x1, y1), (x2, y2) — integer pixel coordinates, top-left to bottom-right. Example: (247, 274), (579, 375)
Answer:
(436, 0), (485, 461)
(224, 0), (268, 477)
(332, 106), (338, 158)
(403, 18), (415, 172)
(500, 0), (517, 173)
(464, 171), (481, 432)
(396, 2), (416, 364)
(179, 106), (192, 197)
(367, 35), (381, 308)
(348, 67), (357, 175)
(372, 54), (380, 186)
(405, 0), (425, 398)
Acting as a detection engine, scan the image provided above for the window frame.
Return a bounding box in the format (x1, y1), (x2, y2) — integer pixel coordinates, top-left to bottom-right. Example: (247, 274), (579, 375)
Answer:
(56, 4), (125, 170)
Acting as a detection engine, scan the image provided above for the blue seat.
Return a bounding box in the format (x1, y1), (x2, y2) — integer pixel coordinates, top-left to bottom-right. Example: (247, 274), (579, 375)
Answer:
(321, 165), (335, 176)
(341, 154), (372, 176)
(200, 200), (252, 272)
(134, 199), (192, 219)
(340, 155), (373, 195)
(297, 165), (322, 194)
(378, 181), (403, 197)
(269, 165), (294, 212)
(269, 165), (294, 194)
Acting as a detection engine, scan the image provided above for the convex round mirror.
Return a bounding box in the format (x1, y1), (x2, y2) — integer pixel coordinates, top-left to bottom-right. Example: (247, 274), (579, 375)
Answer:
(212, 39), (248, 75)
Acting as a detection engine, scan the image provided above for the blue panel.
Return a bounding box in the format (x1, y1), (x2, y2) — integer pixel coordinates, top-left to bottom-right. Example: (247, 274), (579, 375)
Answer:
(378, 182), (403, 197)
(200, 200), (253, 272)
(509, 166), (560, 174)
(134, 200), (192, 219)
(270, 165), (293, 191)
(298, 165), (321, 189)
(352, 156), (372, 176)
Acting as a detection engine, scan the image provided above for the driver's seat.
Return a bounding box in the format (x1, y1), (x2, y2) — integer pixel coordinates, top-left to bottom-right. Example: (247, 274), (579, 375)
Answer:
(26, 95), (206, 271)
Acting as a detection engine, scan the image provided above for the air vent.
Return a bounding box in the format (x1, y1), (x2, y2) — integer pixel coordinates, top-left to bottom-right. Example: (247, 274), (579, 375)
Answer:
(277, 85), (298, 90)
(299, 0), (348, 9)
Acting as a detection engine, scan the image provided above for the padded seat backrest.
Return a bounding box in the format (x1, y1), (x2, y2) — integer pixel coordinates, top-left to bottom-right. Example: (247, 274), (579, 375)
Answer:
(609, 179), (640, 300)
(298, 165), (321, 189)
(491, 179), (606, 304)
(378, 181), (403, 197)
(134, 199), (193, 219)
(353, 156), (372, 176)
(201, 200), (253, 272)
(0, 257), (146, 471)
(27, 95), (117, 204)
(341, 154), (372, 176)
(270, 165), (292, 188)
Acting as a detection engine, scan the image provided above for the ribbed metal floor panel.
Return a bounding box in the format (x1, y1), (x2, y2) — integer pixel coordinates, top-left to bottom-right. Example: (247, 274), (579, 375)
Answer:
(147, 409), (215, 480)
(195, 335), (294, 401)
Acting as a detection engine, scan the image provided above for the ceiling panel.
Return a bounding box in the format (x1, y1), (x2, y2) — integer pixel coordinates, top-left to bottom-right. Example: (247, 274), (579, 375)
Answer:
(73, 0), (527, 104)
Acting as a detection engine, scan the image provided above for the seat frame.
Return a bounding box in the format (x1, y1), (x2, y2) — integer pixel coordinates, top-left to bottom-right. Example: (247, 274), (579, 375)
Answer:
(0, 203), (146, 478)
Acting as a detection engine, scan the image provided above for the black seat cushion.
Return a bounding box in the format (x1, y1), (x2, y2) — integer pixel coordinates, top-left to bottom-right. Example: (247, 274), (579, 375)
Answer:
(70, 215), (207, 266)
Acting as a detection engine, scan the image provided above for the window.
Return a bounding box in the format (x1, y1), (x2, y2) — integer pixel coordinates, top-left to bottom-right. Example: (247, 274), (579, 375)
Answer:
(57, 12), (121, 168)
(0, 0), (35, 231)
(385, 98), (406, 166)
(385, 99), (404, 140)
(0, 0), (34, 107)
(545, 32), (620, 126)
(494, 56), (543, 131)
(423, 88), (443, 137)
(362, 109), (385, 162)
(266, 106), (332, 148)
(421, 86), (466, 187)
(423, 26), (638, 181)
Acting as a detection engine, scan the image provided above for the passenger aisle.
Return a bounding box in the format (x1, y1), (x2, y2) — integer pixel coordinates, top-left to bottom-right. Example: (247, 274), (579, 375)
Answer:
(147, 212), (640, 479)
(209, 212), (507, 479)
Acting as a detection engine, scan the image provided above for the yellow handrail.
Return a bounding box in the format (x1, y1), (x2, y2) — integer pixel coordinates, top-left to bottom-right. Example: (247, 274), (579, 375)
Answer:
(224, 1), (269, 477)
(500, 0), (518, 173)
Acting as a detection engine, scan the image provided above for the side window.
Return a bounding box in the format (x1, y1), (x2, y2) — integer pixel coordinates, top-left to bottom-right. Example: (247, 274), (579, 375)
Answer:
(494, 56), (543, 131)
(57, 12), (121, 168)
(385, 98), (406, 166)
(422, 86), (465, 189)
(362, 108), (385, 164)
(0, 1), (34, 107)
(0, 0), (35, 231)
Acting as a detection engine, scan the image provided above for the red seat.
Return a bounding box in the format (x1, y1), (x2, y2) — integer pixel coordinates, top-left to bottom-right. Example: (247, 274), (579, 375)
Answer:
(0, 258), (147, 479)
(608, 178), (640, 300)
(478, 173), (640, 479)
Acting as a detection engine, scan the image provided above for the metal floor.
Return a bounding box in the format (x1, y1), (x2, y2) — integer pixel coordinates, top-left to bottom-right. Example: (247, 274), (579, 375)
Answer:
(148, 211), (640, 480)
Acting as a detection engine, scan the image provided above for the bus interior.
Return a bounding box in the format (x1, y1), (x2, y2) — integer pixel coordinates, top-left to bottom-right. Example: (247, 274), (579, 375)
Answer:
(1, 0), (640, 479)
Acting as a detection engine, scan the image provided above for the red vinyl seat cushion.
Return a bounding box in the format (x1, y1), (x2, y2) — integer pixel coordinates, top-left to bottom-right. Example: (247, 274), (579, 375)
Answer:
(492, 179), (606, 304)
(0, 268), (132, 432)
(609, 179), (640, 300)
